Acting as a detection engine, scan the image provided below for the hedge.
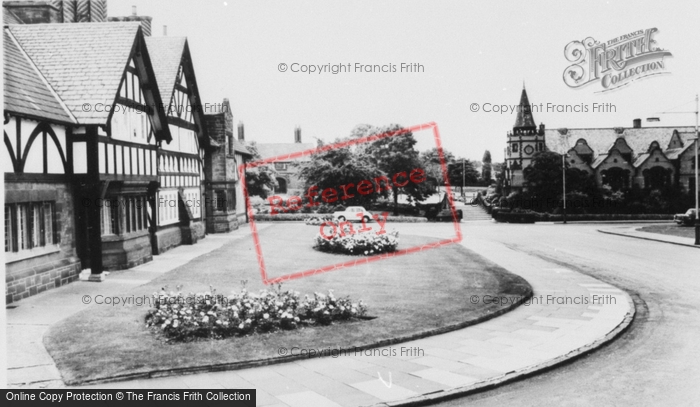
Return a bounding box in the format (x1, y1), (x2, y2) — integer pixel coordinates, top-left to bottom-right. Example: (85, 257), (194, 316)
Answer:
(252, 214), (427, 222)
(492, 209), (673, 223)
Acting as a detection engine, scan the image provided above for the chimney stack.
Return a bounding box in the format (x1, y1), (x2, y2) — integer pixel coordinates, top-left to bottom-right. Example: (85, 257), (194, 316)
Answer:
(238, 122), (245, 141)
(633, 118), (641, 128)
(294, 126), (301, 143)
(108, 4), (152, 36)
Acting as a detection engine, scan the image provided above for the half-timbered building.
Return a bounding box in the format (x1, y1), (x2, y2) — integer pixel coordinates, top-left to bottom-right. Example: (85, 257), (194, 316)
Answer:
(145, 36), (213, 253)
(4, 22), (170, 302)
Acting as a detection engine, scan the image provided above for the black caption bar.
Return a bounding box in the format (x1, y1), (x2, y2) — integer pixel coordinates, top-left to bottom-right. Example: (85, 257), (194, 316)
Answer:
(4, 390), (255, 407)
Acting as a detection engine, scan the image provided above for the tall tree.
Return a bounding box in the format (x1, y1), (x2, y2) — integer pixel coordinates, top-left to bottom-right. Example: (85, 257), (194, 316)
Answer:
(447, 158), (479, 188)
(482, 150), (492, 183)
(420, 147), (455, 187)
(365, 124), (432, 214)
(244, 142), (278, 198)
(298, 144), (380, 208)
(523, 151), (596, 211)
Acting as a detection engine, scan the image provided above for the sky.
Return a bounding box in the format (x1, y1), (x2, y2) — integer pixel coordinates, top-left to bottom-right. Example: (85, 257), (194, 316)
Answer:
(110, 0), (700, 163)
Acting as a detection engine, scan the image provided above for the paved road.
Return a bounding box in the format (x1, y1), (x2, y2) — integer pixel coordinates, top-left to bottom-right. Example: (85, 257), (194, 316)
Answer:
(436, 222), (700, 406)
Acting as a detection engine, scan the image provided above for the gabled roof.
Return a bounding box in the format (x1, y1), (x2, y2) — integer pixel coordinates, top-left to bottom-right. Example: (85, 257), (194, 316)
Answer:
(632, 153), (650, 168)
(591, 154), (607, 169)
(3, 29), (74, 124)
(7, 22), (142, 125)
(144, 36), (187, 106)
(665, 142), (695, 160)
(256, 143), (315, 162)
(3, 7), (23, 25)
(232, 139), (252, 156)
(546, 126), (697, 156)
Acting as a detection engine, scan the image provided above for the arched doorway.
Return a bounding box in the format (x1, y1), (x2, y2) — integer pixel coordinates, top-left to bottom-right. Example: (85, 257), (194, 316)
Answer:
(601, 167), (629, 190)
(276, 177), (288, 194)
(643, 167), (670, 190)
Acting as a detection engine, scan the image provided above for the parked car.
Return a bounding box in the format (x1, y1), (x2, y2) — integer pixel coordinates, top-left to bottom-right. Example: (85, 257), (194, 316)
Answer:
(333, 206), (372, 222)
(674, 208), (697, 226)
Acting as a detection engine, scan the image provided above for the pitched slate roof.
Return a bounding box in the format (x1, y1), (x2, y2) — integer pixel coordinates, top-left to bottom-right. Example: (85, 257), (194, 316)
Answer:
(3, 7), (23, 25)
(7, 22), (142, 125)
(144, 36), (187, 106)
(3, 29), (74, 123)
(666, 141), (697, 160)
(232, 140), (252, 156)
(256, 143), (315, 162)
(545, 126), (697, 156)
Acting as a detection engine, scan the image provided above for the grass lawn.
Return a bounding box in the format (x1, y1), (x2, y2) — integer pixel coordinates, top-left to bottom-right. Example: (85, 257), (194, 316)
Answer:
(638, 224), (696, 239)
(45, 223), (531, 385)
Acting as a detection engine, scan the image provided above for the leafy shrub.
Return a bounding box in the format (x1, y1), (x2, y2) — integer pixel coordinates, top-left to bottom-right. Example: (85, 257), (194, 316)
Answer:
(314, 229), (399, 255)
(145, 284), (367, 342)
(253, 213), (310, 221)
(385, 216), (427, 223)
(305, 216), (335, 226)
(316, 204), (346, 214)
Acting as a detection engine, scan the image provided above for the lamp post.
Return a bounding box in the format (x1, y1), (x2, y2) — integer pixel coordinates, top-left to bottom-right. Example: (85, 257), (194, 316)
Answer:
(562, 153), (567, 224)
(462, 158), (465, 199)
(694, 95), (699, 245)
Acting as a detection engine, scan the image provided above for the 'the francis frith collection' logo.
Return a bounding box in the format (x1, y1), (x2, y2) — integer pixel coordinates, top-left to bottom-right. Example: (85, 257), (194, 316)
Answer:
(563, 28), (672, 92)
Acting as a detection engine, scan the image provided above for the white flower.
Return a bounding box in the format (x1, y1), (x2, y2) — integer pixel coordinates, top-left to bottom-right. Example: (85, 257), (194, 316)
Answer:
(263, 313), (270, 319)
(238, 323), (244, 329)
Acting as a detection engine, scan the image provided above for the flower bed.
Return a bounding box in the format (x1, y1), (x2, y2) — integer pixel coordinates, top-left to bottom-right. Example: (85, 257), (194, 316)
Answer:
(314, 228), (400, 255)
(145, 285), (367, 342)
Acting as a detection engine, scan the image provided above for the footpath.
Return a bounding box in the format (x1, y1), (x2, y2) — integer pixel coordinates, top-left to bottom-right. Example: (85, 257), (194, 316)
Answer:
(598, 225), (699, 248)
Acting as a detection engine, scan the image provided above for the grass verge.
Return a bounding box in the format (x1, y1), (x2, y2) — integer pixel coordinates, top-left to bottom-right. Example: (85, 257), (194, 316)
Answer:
(45, 223), (531, 385)
(638, 224), (696, 239)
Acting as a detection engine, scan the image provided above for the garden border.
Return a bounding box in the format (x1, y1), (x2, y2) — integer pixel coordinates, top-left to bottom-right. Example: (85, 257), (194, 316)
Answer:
(239, 122), (462, 284)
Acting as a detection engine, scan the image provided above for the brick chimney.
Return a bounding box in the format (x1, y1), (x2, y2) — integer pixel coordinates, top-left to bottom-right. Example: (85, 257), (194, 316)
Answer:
(294, 126), (301, 143)
(633, 118), (641, 128)
(108, 4), (152, 36)
(238, 122), (245, 141)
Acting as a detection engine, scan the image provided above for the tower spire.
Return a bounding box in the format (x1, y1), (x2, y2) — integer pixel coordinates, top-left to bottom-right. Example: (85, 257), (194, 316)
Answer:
(513, 87), (536, 129)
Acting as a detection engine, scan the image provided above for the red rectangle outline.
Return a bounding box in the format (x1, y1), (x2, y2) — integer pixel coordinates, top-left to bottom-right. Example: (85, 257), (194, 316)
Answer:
(239, 122), (463, 284)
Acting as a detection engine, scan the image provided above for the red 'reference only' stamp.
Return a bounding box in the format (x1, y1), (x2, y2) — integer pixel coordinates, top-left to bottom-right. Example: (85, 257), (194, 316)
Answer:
(239, 122), (462, 284)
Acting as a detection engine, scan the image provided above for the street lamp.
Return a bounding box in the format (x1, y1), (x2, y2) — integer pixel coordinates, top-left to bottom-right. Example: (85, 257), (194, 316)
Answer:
(649, 94), (699, 245)
(560, 134), (572, 225)
(562, 152), (567, 224)
(694, 95), (699, 245)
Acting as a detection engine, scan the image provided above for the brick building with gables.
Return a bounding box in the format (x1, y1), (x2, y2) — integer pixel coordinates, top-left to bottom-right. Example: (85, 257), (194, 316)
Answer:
(504, 88), (698, 196)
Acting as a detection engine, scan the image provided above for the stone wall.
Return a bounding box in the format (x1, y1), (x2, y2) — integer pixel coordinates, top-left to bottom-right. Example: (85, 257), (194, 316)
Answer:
(101, 230), (153, 270)
(5, 181), (81, 304)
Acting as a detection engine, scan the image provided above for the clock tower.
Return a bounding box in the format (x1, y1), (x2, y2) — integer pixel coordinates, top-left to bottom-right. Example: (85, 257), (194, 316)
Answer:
(504, 86), (546, 191)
